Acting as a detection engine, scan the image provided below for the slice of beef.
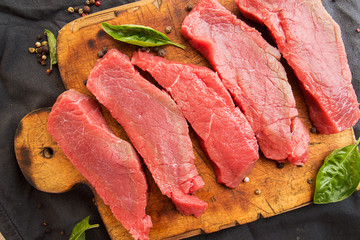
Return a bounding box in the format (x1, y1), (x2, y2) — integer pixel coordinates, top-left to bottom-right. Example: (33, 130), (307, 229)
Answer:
(47, 89), (152, 240)
(235, 0), (360, 134)
(181, 0), (309, 165)
(131, 51), (259, 188)
(87, 49), (207, 217)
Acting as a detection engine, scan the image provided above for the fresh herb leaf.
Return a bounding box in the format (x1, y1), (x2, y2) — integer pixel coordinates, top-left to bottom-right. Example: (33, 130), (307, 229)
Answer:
(314, 137), (360, 204)
(101, 22), (185, 49)
(69, 216), (99, 240)
(44, 29), (57, 70)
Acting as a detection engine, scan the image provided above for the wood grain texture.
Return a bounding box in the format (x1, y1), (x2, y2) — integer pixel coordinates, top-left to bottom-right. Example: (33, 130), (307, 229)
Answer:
(14, 0), (357, 239)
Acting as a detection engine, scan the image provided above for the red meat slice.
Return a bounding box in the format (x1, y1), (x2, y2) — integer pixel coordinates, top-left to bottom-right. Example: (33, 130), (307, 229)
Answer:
(47, 89), (152, 240)
(87, 49), (207, 217)
(181, 0), (309, 165)
(131, 51), (259, 188)
(235, 0), (360, 134)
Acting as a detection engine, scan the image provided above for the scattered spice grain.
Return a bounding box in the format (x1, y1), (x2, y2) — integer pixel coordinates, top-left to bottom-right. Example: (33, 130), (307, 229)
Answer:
(255, 189), (262, 195)
(165, 26), (172, 34)
(68, 7), (74, 13)
(157, 48), (166, 57)
(277, 162), (284, 169)
(83, 5), (91, 13)
(186, 3), (193, 11)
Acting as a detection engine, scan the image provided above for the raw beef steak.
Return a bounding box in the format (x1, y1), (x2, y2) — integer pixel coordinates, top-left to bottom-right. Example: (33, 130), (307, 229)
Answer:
(181, 0), (310, 165)
(132, 51), (259, 188)
(47, 89), (152, 240)
(236, 0), (360, 134)
(87, 49), (207, 217)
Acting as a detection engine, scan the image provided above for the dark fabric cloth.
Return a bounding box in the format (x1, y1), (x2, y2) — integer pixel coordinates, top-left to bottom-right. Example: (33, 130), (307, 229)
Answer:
(0, 0), (359, 239)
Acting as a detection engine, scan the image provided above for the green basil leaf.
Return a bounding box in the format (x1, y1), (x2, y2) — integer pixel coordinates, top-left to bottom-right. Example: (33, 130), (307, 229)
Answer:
(44, 29), (57, 70)
(314, 137), (360, 204)
(101, 22), (185, 49)
(69, 216), (99, 240)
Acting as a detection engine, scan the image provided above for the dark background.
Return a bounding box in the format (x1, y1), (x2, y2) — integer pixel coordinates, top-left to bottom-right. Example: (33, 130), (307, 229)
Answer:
(0, 0), (359, 239)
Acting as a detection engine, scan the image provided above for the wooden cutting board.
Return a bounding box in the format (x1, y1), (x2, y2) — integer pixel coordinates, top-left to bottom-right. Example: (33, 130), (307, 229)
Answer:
(14, 0), (357, 239)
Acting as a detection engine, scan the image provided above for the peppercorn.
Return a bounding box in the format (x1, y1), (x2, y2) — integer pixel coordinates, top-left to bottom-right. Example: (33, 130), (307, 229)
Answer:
(90, 0), (96, 4)
(310, 127), (317, 133)
(85, 0), (91, 5)
(277, 162), (284, 169)
(36, 47), (43, 54)
(157, 48), (166, 57)
(42, 221), (48, 227)
(45, 227), (52, 233)
(36, 34), (42, 40)
(35, 42), (41, 48)
(42, 55), (47, 60)
(60, 230), (65, 236)
(254, 189), (262, 195)
(101, 47), (108, 54)
(243, 177), (250, 183)
(141, 47), (150, 52)
(95, 1), (101, 7)
(41, 60), (47, 66)
(42, 45), (49, 55)
(74, 6), (79, 12)
(46, 69), (52, 75)
(153, 46), (160, 52)
(307, 178), (313, 184)
(357, 28), (360, 33)
(68, 6), (74, 13)
(42, 41), (48, 46)
(97, 50), (104, 58)
(43, 31), (47, 36)
(165, 26), (172, 34)
(186, 3), (193, 11)
(28, 47), (35, 54)
(83, 5), (91, 13)
(78, 8), (84, 15)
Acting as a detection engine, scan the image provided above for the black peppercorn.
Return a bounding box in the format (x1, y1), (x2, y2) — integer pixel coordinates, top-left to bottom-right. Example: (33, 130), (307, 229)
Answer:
(60, 230), (65, 236)
(36, 34), (42, 40)
(157, 48), (166, 57)
(186, 3), (193, 11)
(74, 6), (79, 12)
(45, 227), (52, 233)
(165, 26), (172, 34)
(277, 162), (284, 169)
(97, 51), (104, 58)
(102, 47), (108, 53)
(310, 127), (317, 133)
(42, 45), (49, 55)
(141, 47), (150, 52)
(83, 5), (91, 13)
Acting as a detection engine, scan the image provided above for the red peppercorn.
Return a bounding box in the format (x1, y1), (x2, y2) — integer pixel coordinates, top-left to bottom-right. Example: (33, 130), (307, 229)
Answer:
(95, 1), (101, 6)
(357, 28), (360, 33)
